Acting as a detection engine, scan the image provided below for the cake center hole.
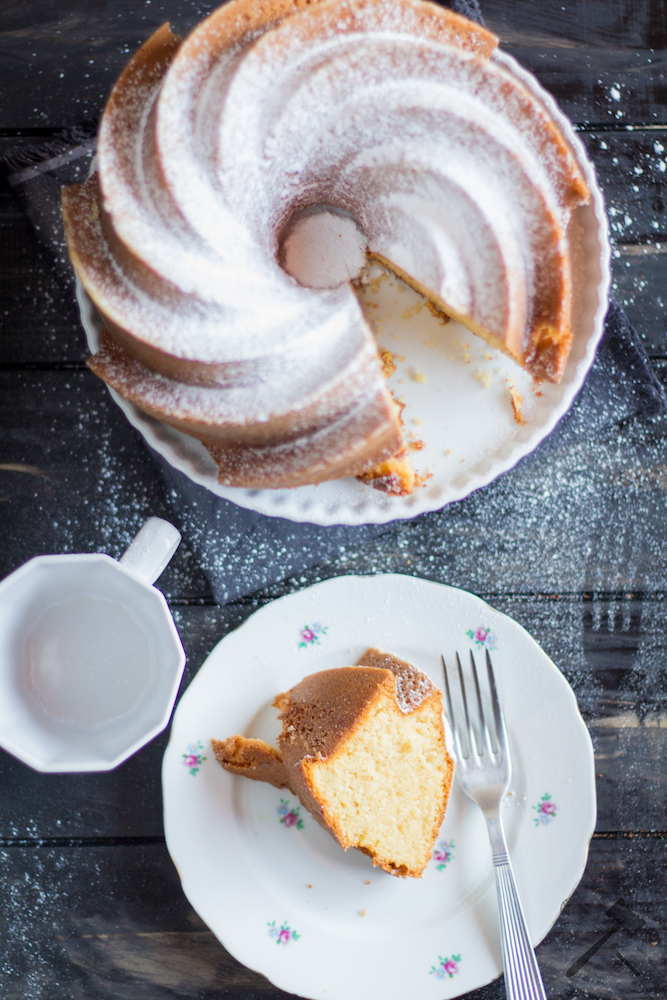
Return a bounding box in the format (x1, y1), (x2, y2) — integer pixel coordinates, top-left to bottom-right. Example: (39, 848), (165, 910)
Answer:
(280, 206), (367, 289)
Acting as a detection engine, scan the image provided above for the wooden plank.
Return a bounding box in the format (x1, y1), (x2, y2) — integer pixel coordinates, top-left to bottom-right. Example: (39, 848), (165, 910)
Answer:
(0, 737), (167, 840)
(612, 251), (667, 353)
(0, 370), (209, 592)
(483, 0), (667, 54)
(580, 131), (667, 244)
(0, 837), (665, 999)
(0, 240), (84, 365)
(0, 0), (222, 131)
(5, 370), (667, 602)
(483, 0), (667, 126)
(540, 836), (667, 998)
(0, 133), (93, 364)
(592, 727), (667, 834)
(0, 843), (210, 1000)
(0, 0), (665, 128)
(304, 414), (667, 599)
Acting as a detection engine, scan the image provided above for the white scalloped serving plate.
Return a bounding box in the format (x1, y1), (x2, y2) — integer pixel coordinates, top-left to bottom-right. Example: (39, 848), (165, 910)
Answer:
(77, 49), (610, 526)
(162, 575), (596, 1000)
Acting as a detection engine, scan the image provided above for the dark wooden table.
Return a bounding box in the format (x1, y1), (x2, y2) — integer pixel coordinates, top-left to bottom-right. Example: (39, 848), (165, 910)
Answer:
(2, 1), (667, 997)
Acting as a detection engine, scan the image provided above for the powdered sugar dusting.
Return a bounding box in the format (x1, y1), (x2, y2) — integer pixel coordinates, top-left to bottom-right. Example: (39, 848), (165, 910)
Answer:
(356, 647), (437, 712)
(64, 0), (590, 487)
(393, 665), (435, 713)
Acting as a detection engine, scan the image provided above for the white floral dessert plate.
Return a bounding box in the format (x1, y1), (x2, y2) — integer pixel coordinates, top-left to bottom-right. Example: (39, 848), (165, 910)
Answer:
(162, 574), (596, 1000)
(76, 50), (610, 528)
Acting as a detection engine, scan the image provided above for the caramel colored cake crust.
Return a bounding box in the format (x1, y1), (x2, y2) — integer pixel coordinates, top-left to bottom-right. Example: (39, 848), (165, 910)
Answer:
(212, 648), (454, 877)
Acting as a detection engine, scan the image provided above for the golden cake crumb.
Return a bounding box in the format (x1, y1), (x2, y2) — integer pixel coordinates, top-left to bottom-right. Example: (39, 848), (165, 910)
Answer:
(378, 348), (396, 378)
(473, 368), (492, 388)
(508, 385), (525, 424)
(414, 470), (433, 487)
(369, 271), (389, 293)
(357, 455), (416, 495)
(425, 301), (450, 325)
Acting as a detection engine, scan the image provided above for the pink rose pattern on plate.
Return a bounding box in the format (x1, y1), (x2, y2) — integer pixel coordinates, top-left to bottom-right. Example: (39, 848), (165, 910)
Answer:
(432, 839), (455, 870)
(466, 626), (498, 650)
(268, 921), (300, 944)
(430, 954), (461, 980)
(183, 741), (206, 775)
(277, 797), (305, 830)
(298, 622), (328, 648)
(533, 792), (557, 826)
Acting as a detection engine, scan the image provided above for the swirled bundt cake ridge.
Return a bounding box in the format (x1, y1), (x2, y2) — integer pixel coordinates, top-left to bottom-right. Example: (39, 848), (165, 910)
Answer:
(62, 0), (590, 490)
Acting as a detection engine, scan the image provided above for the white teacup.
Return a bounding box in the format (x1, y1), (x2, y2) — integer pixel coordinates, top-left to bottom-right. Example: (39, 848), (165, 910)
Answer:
(0, 517), (186, 772)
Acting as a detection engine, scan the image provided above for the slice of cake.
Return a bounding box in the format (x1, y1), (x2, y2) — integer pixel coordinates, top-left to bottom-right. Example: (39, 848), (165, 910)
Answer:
(212, 648), (454, 877)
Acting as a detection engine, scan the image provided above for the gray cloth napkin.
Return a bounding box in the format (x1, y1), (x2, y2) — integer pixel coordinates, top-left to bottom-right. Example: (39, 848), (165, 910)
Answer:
(3, 0), (665, 604)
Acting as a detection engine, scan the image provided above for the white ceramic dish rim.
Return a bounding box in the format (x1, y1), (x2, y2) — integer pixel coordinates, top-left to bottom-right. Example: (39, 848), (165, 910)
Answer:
(76, 46), (611, 527)
(161, 575), (597, 1000)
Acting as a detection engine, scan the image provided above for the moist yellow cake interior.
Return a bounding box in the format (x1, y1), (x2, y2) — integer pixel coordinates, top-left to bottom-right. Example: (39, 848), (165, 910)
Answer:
(303, 679), (449, 875)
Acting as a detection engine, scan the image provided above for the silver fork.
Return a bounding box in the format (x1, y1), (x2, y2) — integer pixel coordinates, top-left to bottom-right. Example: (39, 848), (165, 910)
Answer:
(442, 649), (548, 1000)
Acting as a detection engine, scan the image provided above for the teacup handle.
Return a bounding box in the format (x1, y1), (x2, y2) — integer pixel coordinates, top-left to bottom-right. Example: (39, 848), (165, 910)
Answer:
(119, 517), (182, 585)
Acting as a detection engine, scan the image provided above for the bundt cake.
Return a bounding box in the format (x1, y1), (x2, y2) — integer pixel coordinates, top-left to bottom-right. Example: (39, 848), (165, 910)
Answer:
(62, 0), (590, 492)
(212, 648), (454, 878)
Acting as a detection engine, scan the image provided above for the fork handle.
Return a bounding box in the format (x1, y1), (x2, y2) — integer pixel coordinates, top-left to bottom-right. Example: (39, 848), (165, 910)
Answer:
(487, 816), (548, 1000)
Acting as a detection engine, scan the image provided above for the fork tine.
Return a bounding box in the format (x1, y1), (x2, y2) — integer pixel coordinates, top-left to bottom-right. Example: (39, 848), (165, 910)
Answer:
(441, 654), (466, 762)
(457, 652), (476, 759)
(470, 650), (494, 757)
(445, 653), (542, 996)
(486, 649), (507, 755)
